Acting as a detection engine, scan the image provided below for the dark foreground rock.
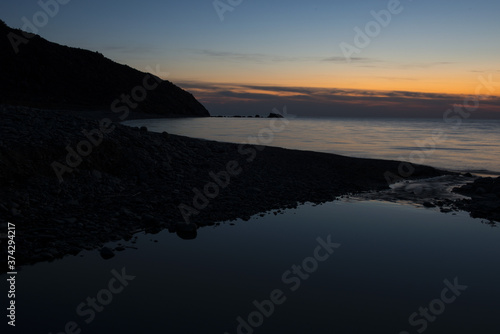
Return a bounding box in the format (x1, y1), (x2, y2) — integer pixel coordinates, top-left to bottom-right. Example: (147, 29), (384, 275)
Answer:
(0, 105), (450, 270)
(453, 177), (500, 223)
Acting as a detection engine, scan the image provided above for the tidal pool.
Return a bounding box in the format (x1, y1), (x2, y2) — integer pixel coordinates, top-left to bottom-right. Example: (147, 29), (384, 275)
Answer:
(4, 200), (500, 334)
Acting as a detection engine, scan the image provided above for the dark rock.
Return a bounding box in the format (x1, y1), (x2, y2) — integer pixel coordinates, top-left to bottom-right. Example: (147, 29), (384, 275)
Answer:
(37, 252), (55, 261)
(452, 176), (500, 222)
(120, 207), (134, 217)
(175, 222), (197, 232)
(176, 229), (197, 240)
(100, 247), (115, 260)
(142, 214), (161, 227)
(162, 162), (173, 171)
(91, 170), (102, 179)
(67, 247), (81, 256)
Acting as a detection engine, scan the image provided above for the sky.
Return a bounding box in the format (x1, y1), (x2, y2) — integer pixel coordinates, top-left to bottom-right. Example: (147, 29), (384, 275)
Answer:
(2, 0), (500, 117)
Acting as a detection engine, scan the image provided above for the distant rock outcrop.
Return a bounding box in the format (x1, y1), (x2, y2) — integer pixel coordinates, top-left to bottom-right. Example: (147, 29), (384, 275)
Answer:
(0, 20), (209, 117)
(267, 112), (284, 118)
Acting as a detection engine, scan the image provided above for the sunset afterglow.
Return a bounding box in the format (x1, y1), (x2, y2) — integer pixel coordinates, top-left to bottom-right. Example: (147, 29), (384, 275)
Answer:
(2, 0), (499, 117)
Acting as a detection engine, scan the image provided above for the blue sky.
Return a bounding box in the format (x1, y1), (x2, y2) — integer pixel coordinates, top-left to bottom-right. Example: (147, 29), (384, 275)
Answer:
(2, 0), (499, 117)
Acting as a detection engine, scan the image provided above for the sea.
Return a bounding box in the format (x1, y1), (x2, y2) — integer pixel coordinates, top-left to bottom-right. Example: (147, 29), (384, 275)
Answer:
(123, 117), (500, 175)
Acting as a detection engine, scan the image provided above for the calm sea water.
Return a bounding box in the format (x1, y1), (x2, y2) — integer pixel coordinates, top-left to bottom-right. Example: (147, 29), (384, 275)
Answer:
(123, 117), (500, 175)
(5, 201), (500, 333)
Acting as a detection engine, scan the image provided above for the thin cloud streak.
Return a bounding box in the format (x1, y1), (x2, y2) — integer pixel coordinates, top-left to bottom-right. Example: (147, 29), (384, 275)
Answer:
(191, 49), (320, 63)
(177, 81), (500, 118)
(321, 56), (378, 63)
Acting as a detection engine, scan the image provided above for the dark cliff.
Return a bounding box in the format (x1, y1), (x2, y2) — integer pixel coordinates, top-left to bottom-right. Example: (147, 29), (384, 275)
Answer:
(0, 20), (209, 117)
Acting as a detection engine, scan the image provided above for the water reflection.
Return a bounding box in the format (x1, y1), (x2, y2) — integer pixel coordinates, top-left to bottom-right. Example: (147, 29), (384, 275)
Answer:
(5, 200), (500, 333)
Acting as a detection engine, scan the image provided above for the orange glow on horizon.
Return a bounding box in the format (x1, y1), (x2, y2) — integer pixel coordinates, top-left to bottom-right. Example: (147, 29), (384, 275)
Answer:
(180, 77), (487, 98)
(170, 59), (497, 98)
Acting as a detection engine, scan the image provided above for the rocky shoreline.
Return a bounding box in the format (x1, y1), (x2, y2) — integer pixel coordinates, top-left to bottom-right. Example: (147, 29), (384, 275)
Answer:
(452, 177), (500, 223)
(0, 105), (497, 271)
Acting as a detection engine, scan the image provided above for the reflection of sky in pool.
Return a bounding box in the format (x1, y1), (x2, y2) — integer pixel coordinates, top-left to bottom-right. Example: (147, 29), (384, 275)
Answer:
(5, 200), (500, 333)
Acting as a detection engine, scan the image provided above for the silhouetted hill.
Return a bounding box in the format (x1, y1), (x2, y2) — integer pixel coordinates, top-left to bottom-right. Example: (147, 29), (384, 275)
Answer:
(0, 20), (209, 117)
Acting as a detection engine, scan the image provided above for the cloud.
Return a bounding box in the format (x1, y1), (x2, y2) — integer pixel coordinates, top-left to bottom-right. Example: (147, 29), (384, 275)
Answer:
(470, 69), (500, 73)
(191, 49), (319, 63)
(187, 50), (454, 73)
(191, 49), (382, 64)
(177, 81), (500, 118)
(101, 45), (157, 54)
(398, 61), (454, 69)
(321, 56), (379, 63)
(375, 76), (419, 81)
(321, 58), (454, 70)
